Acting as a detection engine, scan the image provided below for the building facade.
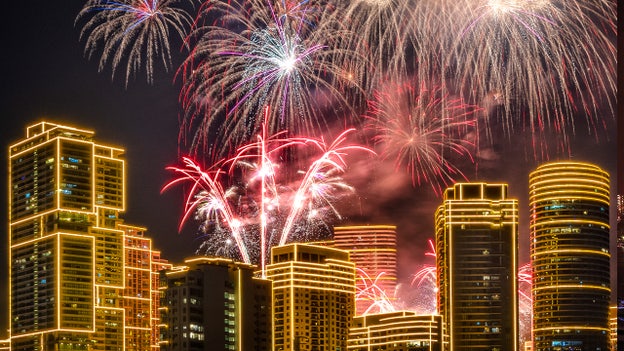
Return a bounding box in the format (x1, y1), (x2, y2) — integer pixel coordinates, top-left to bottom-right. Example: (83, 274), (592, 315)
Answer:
(8, 121), (169, 350)
(435, 183), (519, 351)
(265, 243), (356, 351)
(348, 312), (442, 351)
(9, 122), (126, 350)
(333, 225), (397, 315)
(529, 161), (611, 351)
(159, 257), (272, 351)
(120, 224), (171, 351)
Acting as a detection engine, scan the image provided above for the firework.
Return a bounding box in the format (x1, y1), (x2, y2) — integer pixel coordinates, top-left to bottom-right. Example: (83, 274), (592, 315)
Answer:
(443, 0), (616, 153)
(76, 0), (193, 86)
(330, 0), (418, 91)
(178, 0), (365, 157)
(365, 81), (480, 195)
(356, 268), (397, 315)
(518, 262), (533, 344)
(162, 123), (372, 275)
(409, 239), (438, 314)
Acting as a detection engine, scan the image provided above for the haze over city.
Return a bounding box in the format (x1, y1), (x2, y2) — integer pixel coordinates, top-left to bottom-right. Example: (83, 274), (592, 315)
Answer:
(0, 0), (619, 344)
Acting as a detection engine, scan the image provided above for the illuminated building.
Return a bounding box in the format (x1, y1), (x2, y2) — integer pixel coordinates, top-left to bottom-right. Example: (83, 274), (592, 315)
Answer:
(9, 122), (126, 350)
(265, 243), (356, 351)
(120, 224), (171, 351)
(348, 312), (442, 351)
(333, 225), (397, 315)
(159, 257), (271, 351)
(435, 183), (519, 351)
(8, 121), (170, 351)
(529, 161), (611, 351)
(0, 339), (9, 351)
(617, 194), (624, 350)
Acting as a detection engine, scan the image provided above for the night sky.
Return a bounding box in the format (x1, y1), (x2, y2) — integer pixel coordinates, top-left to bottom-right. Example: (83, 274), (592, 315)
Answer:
(0, 2), (619, 339)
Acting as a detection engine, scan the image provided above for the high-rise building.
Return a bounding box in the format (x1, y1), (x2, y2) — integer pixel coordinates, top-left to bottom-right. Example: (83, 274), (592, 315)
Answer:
(529, 161), (611, 351)
(159, 257), (272, 351)
(348, 311), (442, 351)
(265, 243), (356, 351)
(120, 224), (171, 351)
(9, 122), (126, 350)
(8, 121), (169, 351)
(435, 182), (519, 351)
(333, 225), (397, 315)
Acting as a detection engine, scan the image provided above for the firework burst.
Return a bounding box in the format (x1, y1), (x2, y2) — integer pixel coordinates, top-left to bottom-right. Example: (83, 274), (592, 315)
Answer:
(365, 81), (481, 195)
(76, 0), (193, 86)
(179, 0), (365, 157)
(162, 122), (373, 275)
(443, 0), (616, 153)
(331, 0), (418, 91)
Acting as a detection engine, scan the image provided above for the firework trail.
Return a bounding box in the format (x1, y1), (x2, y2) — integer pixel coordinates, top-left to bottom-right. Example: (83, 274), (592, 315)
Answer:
(442, 0), (616, 154)
(76, 0), (193, 86)
(330, 0), (418, 92)
(409, 238), (438, 314)
(356, 268), (397, 315)
(179, 0), (365, 158)
(365, 81), (481, 195)
(162, 124), (373, 275)
(518, 262), (533, 344)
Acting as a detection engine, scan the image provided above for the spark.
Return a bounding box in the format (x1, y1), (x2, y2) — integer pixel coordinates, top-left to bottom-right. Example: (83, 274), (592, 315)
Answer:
(162, 117), (373, 275)
(365, 81), (480, 195)
(76, 0), (193, 86)
(356, 269), (397, 315)
(179, 0), (364, 157)
(442, 0), (616, 155)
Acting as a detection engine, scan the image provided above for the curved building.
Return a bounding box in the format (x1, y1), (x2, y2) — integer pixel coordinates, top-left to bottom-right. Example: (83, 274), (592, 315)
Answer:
(529, 161), (611, 351)
(333, 225), (397, 315)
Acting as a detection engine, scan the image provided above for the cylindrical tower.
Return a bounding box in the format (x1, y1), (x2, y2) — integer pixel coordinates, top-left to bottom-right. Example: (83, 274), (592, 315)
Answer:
(529, 161), (610, 351)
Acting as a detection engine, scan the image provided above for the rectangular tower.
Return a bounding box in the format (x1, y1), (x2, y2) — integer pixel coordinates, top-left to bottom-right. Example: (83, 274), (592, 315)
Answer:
(266, 243), (356, 351)
(9, 121), (126, 351)
(159, 257), (272, 351)
(435, 183), (519, 351)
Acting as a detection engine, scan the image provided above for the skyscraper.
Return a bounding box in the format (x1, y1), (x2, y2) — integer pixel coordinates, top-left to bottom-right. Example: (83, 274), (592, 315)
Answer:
(332, 225), (397, 315)
(265, 243), (356, 351)
(529, 161), (611, 351)
(435, 182), (519, 351)
(159, 257), (272, 351)
(9, 121), (126, 350)
(8, 121), (170, 351)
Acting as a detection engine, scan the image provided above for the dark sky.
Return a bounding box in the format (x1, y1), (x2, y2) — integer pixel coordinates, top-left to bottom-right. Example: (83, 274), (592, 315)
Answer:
(0, 1), (619, 339)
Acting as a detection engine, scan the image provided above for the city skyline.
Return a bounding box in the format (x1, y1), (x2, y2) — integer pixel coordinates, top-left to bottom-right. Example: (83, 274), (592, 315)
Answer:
(0, 0), (618, 340)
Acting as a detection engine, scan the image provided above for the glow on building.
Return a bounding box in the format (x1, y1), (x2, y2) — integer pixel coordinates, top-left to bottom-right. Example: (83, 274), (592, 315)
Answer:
(333, 225), (397, 315)
(120, 224), (171, 351)
(348, 311), (442, 351)
(9, 122), (126, 350)
(265, 243), (356, 351)
(529, 161), (611, 351)
(435, 183), (519, 351)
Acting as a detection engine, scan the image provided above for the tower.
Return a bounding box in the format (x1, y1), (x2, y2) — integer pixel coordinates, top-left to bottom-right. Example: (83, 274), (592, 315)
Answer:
(159, 257), (272, 351)
(333, 225), (397, 315)
(435, 182), (519, 351)
(9, 121), (126, 350)
(529, 161), (611, 350)
(265, 243), (356, 351)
